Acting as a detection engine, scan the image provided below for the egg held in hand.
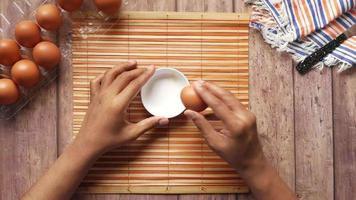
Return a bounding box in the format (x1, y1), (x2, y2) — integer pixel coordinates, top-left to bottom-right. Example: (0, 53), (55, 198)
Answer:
(181, 85), (207, 112)
(33, 41), (61, 70)
(0, 39), (21, 66)
(36, 4), (62, 31)
(0, 78), (20, 105)
(15, 21), (42, 48)
(11, 59), (41, 88)
(94, 0), (122, 15)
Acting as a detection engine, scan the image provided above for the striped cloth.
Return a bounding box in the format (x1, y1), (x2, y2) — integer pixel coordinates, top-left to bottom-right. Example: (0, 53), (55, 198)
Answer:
(247, 0), (355, 71)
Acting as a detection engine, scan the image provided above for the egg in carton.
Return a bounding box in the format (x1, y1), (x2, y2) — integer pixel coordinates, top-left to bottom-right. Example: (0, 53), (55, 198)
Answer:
(0, 0), (61, 119)
(0, 0), (124, 119)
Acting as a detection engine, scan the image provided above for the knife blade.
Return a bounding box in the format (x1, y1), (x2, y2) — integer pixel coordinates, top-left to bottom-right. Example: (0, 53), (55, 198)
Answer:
(296, 24), (355, 75)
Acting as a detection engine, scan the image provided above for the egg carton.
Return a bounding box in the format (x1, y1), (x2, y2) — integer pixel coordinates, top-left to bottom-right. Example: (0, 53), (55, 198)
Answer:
(0, 0), (122, 120)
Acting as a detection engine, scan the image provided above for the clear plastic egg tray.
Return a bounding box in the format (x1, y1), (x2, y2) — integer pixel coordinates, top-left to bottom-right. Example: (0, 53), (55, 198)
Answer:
(0, 0), (120, 119)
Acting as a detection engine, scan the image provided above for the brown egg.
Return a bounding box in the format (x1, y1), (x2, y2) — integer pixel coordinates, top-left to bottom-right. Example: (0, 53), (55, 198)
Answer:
(33, 41), (61, 70)
(0, 39), (21, 66)
(181, 85), (207, 112)
(58, 0), (83, 12)
(0, 78), (20, 105)
(94, 0), (122, 15)
(11, 59), (41, 88)
(36, 4), (62, 31)
(15, 21), (42, 48)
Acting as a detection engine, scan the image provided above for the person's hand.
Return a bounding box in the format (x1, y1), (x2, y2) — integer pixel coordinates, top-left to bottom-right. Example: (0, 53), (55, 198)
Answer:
(184, 80), (265, 172)
(75, 61), (169, 155)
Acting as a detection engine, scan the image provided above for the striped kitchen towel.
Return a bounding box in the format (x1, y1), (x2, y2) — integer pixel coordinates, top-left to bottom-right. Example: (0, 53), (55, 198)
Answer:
(247, 0), (355, 72)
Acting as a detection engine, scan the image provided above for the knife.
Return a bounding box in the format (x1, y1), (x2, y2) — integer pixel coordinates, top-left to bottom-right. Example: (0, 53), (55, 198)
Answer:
(296, 24), (355, 75)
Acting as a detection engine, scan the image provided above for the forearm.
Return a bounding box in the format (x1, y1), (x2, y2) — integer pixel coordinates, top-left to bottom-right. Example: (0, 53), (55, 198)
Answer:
(238, 155), (296, 200)
(22, 139), (100, 200)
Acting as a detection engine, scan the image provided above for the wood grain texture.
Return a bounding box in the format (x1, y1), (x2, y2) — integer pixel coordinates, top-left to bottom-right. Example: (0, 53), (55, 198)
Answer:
(333, 68), (356, 200)
(124, 0), (176, 11)
(236, 1), (296, 200)
(176, 1), (237, 200)
(1, 0), (355, 199)
(0, 1), (58, 200)
(233, 0), (249, 12)
(58, 11), (75, 154)
(294, 68), (333, 200)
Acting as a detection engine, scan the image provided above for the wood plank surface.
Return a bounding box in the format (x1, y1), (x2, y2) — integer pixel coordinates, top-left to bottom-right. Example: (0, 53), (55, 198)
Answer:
(333, 68), (356, 200)
(58, 5), (75, 154)
(294, 69), (334, 200)
(235, 1), (295, 200)
(0, 1), (58, 200)
(1, 0), (355, 199)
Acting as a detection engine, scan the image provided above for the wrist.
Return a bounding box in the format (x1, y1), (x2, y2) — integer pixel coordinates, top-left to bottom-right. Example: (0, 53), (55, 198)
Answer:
(235, 150), (268, 179)
(70, 136), (104, 161)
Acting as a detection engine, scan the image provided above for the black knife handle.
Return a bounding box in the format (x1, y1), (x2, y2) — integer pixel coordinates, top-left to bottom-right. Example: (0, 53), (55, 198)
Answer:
(296, 34), (347, 75)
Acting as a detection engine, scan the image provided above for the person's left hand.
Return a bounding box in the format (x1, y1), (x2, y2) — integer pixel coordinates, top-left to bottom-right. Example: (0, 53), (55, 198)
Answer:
(74, 61), (169, 155)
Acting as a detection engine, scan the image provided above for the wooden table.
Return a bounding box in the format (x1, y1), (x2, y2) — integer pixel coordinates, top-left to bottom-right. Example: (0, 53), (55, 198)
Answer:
(0, 0), (355, 200)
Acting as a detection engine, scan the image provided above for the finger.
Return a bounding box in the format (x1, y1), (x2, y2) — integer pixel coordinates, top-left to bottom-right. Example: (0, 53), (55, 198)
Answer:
(192, 81), (235, 127)
(133, 116), (169, 138)
(90, 74), (104, 101)
(184, 110), (226, 150)
(203, 81), (245, 111)
(119, 65), (155, 105)
(101, 60), (137, 88)
(111, 68), (146, 94)
(184, 110), (216, 136)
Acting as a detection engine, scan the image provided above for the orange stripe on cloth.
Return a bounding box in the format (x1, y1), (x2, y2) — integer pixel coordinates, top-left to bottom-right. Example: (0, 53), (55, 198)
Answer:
(322, 0), (333, 23)
(293, 0), (306, 36)
(342, 37), (356, 49)
(301, 0), (316, 33)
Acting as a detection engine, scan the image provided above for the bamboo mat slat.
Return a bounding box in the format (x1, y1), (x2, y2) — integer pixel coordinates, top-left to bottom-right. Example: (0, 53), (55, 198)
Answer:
(72, 11), (249, 194)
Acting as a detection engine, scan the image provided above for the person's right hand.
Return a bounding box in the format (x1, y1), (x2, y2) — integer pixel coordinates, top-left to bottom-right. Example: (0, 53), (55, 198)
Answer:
(184, 80), (265, 172)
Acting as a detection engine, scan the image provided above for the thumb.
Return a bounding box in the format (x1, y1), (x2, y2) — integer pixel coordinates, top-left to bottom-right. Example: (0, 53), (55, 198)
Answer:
(184, 109), (225, 150)
(184, 110), (216, 136)
(134, 116), (169, 136)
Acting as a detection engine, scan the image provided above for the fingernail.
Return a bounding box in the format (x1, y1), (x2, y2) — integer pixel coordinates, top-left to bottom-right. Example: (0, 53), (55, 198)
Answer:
(158, 118), (169, 126)
(197, 80), (205, 85)
(184, 110), (196, 120)
(193, 80), (205, 90)
(128, 60), (137, 65)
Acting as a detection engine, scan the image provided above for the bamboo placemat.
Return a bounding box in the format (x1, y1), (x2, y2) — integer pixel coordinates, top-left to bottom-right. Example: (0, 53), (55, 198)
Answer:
(72, 11), (249, 194)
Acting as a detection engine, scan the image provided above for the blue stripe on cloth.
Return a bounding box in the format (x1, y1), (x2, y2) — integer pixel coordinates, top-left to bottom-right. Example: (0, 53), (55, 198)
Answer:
(316, 0), (327, 25)
(287, 42), (312, 56)
(287, 46), (309, 56)
(340, 0), (347, 13)
(342, 12), (355, 25)
(263, 0), (282, 24)
(335, 17), (350, 28)
(309, 34), (325, 47)
(284, 0), (301, 37)
(318, 30), (333, 41)
(331, 50), (355, 65)
(307, 0), (320, 30)
(338, 45), (356, 59)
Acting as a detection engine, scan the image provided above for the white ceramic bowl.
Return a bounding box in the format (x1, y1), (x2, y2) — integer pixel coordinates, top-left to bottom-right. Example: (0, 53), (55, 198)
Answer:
(141, 68), (189, 118)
